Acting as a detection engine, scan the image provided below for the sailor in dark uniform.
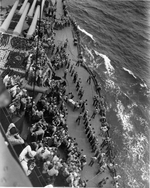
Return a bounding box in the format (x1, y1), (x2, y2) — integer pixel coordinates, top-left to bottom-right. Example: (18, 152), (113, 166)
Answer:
(86, 75), (92, 85)
(69, 64), (74, 73)
(73, 72), (78, 83)
(76, 78), (81, 91)
(76, 113), (83, 125)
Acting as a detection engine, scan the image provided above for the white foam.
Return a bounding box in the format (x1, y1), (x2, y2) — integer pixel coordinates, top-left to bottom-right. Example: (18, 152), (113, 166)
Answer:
(77, 25), (95, 42)
(140, 80), (148, 89)
(116, 100), (149, 184)
(116, 100), (134, 132)
(84, 46), (99, 69)
(106, 79), (116, 90)
(123, 67), (137, 79)
(94, 50), (115, 76)
(123, 67), (149, 89)
(85, 46), (94, 59)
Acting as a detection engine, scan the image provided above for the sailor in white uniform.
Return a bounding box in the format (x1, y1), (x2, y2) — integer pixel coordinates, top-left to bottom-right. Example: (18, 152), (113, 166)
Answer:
(3, 74), (10, 87)
(19, 143), (38, 176)
(6, 123), (24, 146)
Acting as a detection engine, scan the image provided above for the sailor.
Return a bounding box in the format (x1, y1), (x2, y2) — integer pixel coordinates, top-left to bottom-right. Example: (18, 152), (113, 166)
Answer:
(86, 75), (92, 85)
(96, 167), (103, 175)
(76, 83), (80, 92)
(73, 101), (78, 111)
(96, 83), (101, 94)
(6, 123), (24, 146)
(89, 156), (97, 167)
(76, 78), (81, 91)
(85, 124), (92, 137)
(42, 160), (51, 174)
(78, 87), (82, 95)
(78, 99), (83, 109)
(78, 87), (84, 99)
(105, 148), (111, 159)
(55, 46), (59, 54)
(94, 147), (101, 158)
(9, 85), (20, 99)
(101, 137), (111, 149)
(80, 99), (87, 109)
(93, 95), (99, 106)
(86, 127), (93, 140)
(19, 142), (38, 176)
(101, 121), (109, 128)
(98, 178), (106, 187)
(73, 72), (78, 83)
(47, 164), (59, 177)
(85, 123), (90, 134)
(71, 66), (75, 77)
(99, 96), (105, 106)
(68, 92), (74, 99)
(62, 166), (70, 177)
(64, 39), (68, 48)
(63, 69), (68, 79)
(81, 101), (87, 113)
(75, 59), (79, 67)
(15, 99), (22, 116)
(100, 106), (106, 116)
(80, 155), (87, 170)
(84, 117), (91, 127)
(79, 179), (88, 188)
(100, 116), (106, 123)
(115, 182), (120, 188)
(27, 66), (35, 85)
(76, 113), (83, 125)
(3, 74), (10, 87)
(100, 125), (108, 133)
(91, 108), (99, 119)
(69, 64), (74, 73)
(53, 11), (56, 20)
(83, 110), (88, 120)
(88, 132), (95, 145)
(66, 59), (71, 69)
(91, 137), (98, 149)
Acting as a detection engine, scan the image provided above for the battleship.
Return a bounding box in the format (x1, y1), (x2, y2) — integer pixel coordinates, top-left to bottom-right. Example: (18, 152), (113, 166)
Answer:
(0, 0), (119, 187)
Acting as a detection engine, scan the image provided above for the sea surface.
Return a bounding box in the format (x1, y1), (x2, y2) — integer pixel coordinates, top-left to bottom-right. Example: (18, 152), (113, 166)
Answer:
(0, 0), (150, 187)
(67, 0), (150, 188)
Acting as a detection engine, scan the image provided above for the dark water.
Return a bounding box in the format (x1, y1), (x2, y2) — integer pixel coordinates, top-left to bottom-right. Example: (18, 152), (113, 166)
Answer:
(67, 0), (150, 188)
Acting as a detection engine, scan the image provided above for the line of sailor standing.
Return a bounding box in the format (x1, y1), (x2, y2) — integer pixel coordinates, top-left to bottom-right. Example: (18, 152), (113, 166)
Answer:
(63, 14), (120, 187)
(63, 48), (120, 187)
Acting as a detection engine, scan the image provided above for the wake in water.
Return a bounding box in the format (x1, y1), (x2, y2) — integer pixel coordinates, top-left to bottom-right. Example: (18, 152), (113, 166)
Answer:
(77, 25), (95, 42)
(94, 50), (115, 76)
(83, 43), (115, 77)
(123, 67), (137, 79)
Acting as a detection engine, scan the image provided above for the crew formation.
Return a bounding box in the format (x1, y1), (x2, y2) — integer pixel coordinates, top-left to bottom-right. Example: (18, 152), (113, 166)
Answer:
(2, 0), (121, 187)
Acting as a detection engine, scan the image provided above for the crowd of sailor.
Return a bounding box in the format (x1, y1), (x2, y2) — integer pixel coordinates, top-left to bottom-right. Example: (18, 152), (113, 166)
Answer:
(61, 52), (120, 188)
(2, 0), (120, 187)
(25, 46), (53, 87)
(3, 73), (89, 187)
(3, 74), (29, 117)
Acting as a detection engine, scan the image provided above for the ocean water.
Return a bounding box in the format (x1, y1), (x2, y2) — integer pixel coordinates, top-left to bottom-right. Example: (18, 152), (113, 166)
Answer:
(67, 0), (150, 188)
(0, 0), (150, 187)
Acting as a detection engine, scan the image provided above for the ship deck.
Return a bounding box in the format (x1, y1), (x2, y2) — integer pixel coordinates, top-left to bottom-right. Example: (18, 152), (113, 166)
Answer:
(0, 0), (115, 187)
(53, 0), (114, 187)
